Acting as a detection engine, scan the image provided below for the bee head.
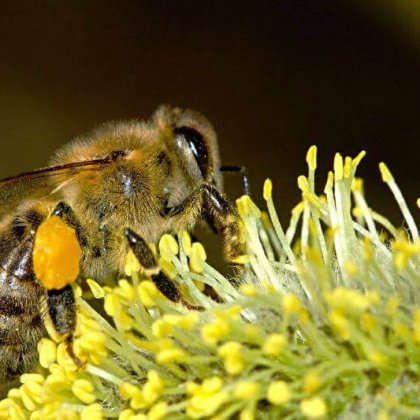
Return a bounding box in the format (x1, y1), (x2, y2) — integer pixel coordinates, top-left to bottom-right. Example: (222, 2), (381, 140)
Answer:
(154, 106), (223, 190)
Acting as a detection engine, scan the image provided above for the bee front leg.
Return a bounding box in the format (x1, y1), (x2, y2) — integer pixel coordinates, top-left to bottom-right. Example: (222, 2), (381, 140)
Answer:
(43, 285), (83, 368)
(124, 228), (203, 311)
(202, 185), (242, 263)
(220, 165), (251, 196)
(162, 184), (242, 263)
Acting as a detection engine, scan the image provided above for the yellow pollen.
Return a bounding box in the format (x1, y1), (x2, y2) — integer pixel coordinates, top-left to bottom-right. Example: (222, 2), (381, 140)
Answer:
(263, 178), (273, 201)
(266, 381), (291, 406)
(300, 397), (327, 418)
(234, 381), (260, 400)
(158, 257), (178, 280)
(282, 293), (302, 314)
(334, 153), (343, 181)
(262, 333), (286, 356)
(240, 283), (258, 296)
(306, 145), (317, 171)
(81, 403), (102, 420)
(159, 234), (179, 259)
(37, 338), (57, 368)
(379, 162), (394, 183)
(190, 242), (207, 273)
(138, 281), (159, 307)
(72, 379), (96, 405)
(297, 176), (310, 193)
(368, 351), (387, 366)
(124, 249), (141, 277)
(86, 279), (105, 298)
(181, 230), (192, 255)
(33, 216), (82, 290)
(303, 371), (322, 394)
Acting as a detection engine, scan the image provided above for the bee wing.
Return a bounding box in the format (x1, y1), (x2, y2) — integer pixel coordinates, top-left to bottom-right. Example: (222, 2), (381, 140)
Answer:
(0, 158), (111, 217)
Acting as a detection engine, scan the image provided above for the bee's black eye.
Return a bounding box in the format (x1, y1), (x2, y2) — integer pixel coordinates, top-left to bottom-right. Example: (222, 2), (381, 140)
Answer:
(174, 126), (208, 178)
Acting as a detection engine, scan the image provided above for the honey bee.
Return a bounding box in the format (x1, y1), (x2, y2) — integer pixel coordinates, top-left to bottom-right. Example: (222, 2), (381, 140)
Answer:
(0, 105), (249, 395)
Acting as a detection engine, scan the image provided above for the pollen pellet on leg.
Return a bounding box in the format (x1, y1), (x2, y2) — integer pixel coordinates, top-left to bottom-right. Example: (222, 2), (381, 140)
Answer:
(33, 216), (82, 290)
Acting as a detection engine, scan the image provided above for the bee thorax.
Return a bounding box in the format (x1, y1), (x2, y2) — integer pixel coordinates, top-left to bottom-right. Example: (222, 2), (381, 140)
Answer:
(117, 171), (138, 199)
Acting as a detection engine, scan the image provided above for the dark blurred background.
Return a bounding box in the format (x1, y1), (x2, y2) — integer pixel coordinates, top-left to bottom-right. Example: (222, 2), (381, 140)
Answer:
(1, 0), (420, 228)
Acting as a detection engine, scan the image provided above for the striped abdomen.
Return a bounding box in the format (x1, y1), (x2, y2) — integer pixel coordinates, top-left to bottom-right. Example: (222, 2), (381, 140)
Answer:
(0, 205), (48, 396)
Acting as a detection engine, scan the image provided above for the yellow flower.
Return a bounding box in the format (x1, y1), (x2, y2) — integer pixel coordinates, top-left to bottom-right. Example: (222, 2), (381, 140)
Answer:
(368, 351), (387, 366)
(262, 334), (286, 356)
(181, 230), (192, 255)
(38, 338), (57, 368)
(201, 319), (230, 346)
(300, 397), (327, 418)
(72, 379), (96, 405)
(115, 279), (136, 303)
(81, 403), (103, 420)
(282, 294), (303, 314)
(124, 249), (141, 277)
(143, 370), (165, 404)
(218, 341), (244, 375)
(263, 178), (273, 201)
(138, 281), (160, 307)
(303, 372), (322, 394)
(186, 377), (228, 418)
(328, 310), (351, 340)
(189, 242), (207, 273)
(152, 319), (173, 338)
(234, 381), (260, 400)
(162, 313), (199, 331)
(156, 347), (186, 364)
(159, 234), (179, 259)
(325, 288), (369, 315)
(148, 401), (167, 420)
(2, 152), (419, 419)
(240, 283), (258, 296)
(360, 313), (376, 334)
(266, 381), (291, 406)
(86, 279), (106, 298)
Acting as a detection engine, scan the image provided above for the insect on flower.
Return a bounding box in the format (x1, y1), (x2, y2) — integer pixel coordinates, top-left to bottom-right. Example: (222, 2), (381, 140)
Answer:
(0, 105), (249, 395)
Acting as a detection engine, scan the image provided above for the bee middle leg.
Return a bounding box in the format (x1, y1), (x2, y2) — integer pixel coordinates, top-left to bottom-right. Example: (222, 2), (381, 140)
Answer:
(124, 228), (203, 311)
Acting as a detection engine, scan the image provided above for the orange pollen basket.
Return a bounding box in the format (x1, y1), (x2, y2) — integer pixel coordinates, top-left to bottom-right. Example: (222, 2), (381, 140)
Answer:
(33, 216), (82, 290)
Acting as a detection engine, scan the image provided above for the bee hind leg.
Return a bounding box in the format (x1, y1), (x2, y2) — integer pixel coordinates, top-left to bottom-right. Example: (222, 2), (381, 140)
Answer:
(124, 228), (203, 311)
(43, 285), (83, 367)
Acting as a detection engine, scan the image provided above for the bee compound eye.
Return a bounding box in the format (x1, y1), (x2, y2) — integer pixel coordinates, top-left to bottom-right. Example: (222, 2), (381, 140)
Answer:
(174, 126), (208, 178)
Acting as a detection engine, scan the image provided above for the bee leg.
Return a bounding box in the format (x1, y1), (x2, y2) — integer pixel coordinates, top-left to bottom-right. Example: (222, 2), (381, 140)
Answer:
(202, 185), (242, 263)
(162, 184), (242, 264)
(124, 228), (203, 311)
(51, 201), (87, 247)
(44, 285), (83, 368)
(220, 165), (251, 196)
(202, 209), (219, 234)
